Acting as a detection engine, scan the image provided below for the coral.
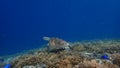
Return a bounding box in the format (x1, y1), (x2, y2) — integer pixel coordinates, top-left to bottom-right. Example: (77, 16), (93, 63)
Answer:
(112, 54), (120, 67)
(1, 39), (120, 68)
(55, 58), (72, 68)
(73, 60), (119, 68)
(10, 51), (85, 68)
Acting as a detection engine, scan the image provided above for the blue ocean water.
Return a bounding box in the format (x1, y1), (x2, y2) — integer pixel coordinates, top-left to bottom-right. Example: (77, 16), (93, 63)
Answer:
(0, 0), (120, 56)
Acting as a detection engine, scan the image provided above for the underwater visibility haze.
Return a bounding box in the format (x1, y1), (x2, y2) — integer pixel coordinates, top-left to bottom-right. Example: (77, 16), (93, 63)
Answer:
(0, 0), (120, 56)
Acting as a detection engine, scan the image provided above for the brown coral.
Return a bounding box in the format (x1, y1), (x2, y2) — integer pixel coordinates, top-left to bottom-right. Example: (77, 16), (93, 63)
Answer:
(55, 59), (72, 68)
(113, 58), (120, 67)
(74, 60), (119, 68)
(5, 39), (120, 68)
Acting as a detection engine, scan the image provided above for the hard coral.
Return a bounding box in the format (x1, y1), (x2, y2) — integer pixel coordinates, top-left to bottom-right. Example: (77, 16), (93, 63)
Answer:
(111, 54), (120, 67)
(74, 60), (119, 68)
(113, 58), (120, 67)
(8, 40), (120, 68)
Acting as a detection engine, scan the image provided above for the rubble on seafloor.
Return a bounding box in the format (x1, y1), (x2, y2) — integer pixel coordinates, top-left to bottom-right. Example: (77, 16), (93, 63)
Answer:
(1, 39), (120, 68)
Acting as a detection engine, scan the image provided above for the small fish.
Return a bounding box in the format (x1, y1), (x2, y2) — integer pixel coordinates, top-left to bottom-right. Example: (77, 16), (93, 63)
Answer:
(4, 64), (11, 68)
(101, 55), (109, 60)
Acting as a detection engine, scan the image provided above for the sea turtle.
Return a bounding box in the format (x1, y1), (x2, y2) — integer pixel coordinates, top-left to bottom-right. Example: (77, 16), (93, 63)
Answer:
(43, 37), (70, 52)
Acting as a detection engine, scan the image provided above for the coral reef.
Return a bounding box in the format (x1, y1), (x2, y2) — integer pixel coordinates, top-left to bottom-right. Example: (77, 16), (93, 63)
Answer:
(1, 39), (120, 68)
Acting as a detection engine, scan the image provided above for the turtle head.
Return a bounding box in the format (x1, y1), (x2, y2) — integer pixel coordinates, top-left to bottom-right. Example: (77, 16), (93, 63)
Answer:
(43, 36), (50, 41)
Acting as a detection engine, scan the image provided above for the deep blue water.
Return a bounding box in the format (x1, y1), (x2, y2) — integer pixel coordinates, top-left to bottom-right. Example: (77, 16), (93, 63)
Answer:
(0, 0), (120, 56)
